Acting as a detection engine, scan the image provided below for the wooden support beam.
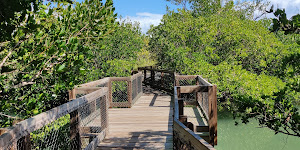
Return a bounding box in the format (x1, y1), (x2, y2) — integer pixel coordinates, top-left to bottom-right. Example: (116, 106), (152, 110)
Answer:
(178, 99), (184, 117)
(208, 85), (217, 146)
(196, 125), (209, 132)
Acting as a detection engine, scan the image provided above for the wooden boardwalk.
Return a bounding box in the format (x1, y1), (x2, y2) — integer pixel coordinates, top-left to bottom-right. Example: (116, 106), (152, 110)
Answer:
(97, 87), (173, 149)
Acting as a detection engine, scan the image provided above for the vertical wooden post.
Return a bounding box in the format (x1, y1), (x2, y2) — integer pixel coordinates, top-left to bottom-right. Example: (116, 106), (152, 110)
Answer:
(208, 85), (217, 146)
(196, 76), (200, 85)
(108, 79), (112, 108)
(13, 120), (31, 150)
(144, 69), (147, 81)
(70, 111), (81, 150)
(101, 94), (109, 135)
(175, 75), (179, 86)
(69, 89), (81, 150)
(177, 87), (187, 123)
(178, 99), (184, 117)
(127, 80), (132, 107)
(69, 89), (76, 100)
(151, 71), (155, 83)
(161, 72), (164, 89)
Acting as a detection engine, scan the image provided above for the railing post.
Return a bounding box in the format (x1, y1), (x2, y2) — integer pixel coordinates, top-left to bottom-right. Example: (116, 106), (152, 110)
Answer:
(175, 73), (179, 86)
(150, 66), (155, 83)
(108, 79), (112, 108)
(127, 79), (132, 107)
(196, 76), (200, 85)
(70, 110), (81, 150)
(144, 69), (147, 81)
(101, 94), (109, 135)
(14, 120), (31, 150)
(69, 89), (81, 150)
(69, 89), (76, 100)
(208, 85), (217, 146)
(177, 87), (187, 124)
(161, 72), (164, 88)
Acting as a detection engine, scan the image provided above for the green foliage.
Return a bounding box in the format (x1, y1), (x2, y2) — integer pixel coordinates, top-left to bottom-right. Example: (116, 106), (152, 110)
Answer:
(0, 0), (153, 128)
(271, 8), (300, 34)
(98, 20), (155, 77)
(148, 5), (300, 136)
(0, 0), (117, 127)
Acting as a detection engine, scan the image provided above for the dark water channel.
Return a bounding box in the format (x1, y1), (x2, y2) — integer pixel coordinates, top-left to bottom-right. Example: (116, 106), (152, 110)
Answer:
(215, 111), (300, 150)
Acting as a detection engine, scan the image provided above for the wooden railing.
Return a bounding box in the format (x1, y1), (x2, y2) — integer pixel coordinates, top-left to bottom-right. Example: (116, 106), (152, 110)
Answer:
(0, 88), (109, 150)
(70, 72), (143, 108)
(0, 67), (217, 150)
(139, 66), (217, 148)
(0, 72), (143, 150)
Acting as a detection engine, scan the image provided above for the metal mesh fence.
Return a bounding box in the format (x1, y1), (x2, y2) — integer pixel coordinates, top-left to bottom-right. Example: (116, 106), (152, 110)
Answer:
(111, 80), (129, 107)
(137, 76), (142, 94)
(131, 75), (143, 105)
(176, 77), (197, 86)
(142, 70), (174, 93)
(0, 89), (108, 150)
(197, 92), (209, 119)
(161, 73), (174, 92)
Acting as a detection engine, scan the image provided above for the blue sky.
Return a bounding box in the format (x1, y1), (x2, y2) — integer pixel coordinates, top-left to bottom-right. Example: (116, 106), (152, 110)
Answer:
(74, 0), (300, 34)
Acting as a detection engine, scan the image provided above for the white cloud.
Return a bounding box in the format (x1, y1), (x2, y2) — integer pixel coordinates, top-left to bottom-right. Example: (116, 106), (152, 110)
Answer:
(120, 12), (163, 34)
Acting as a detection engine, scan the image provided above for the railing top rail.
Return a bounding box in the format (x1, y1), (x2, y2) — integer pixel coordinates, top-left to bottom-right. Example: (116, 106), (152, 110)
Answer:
(78, 77), (110, 87)
(197, 76), (213, 86)
(0, 87), (108, 147)
(138, 67), (175, 74)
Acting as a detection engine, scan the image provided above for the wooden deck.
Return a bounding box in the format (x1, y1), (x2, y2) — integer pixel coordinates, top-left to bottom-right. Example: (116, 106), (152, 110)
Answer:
(97, 87), (173, 149)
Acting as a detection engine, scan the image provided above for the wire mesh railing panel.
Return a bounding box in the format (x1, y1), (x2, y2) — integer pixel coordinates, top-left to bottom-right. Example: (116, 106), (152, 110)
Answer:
(30, 114), (74, 150)
(80, 95), (107, 149)
(181, 93), (196, 105)
(198, 92), (209, 119)
(0, 88), (108, 150)
(111, 80), (130, 107)
(178, 78), (197, 86)
(137, 76), (142, 94)
(161, 73), (174, 92)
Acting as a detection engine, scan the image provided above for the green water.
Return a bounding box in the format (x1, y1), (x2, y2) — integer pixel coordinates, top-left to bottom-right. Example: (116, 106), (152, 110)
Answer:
(215, 111), (300, 150)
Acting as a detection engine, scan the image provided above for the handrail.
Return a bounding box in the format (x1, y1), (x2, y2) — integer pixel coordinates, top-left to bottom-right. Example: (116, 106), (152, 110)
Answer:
(0, 72), (143, 150)
(71, 72), (143, 108)
(174, 87), (215, 150)
(0, 67), (217, 150)
(139, 66), (218, 148)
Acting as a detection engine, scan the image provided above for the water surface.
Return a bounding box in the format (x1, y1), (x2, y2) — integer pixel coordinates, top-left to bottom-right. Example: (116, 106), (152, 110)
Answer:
(215, 111), (300, 150)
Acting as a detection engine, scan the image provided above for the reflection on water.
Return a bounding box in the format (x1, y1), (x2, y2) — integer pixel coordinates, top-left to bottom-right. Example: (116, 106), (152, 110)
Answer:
(215, 111), (300, 150)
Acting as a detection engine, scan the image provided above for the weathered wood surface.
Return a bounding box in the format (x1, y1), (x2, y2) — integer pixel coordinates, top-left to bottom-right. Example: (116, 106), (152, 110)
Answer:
(97, 87), (173, 150)
(174, 120), (215, 150)
(0, 88), (108, 149)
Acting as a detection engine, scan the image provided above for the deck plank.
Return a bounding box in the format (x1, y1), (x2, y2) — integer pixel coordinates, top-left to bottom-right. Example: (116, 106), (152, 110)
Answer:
(97, 87), (173, 150)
